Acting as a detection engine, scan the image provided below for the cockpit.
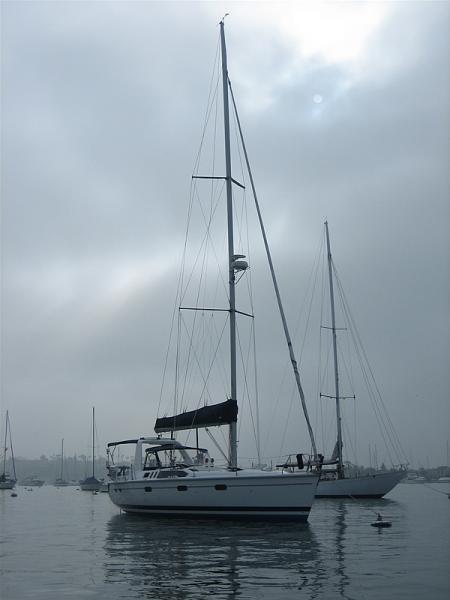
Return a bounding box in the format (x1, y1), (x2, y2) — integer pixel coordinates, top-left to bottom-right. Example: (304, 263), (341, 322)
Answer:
(143, 444), (212, 470)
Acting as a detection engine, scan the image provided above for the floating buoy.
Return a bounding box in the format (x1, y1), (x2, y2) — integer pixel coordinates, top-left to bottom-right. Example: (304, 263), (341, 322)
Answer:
(371, 513), (392, 528)
(11, 492), (18, 497)
(371, 520), (392, 528)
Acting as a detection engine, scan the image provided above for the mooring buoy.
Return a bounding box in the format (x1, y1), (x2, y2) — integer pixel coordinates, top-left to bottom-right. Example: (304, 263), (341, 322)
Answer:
(371, 513), (392, 528)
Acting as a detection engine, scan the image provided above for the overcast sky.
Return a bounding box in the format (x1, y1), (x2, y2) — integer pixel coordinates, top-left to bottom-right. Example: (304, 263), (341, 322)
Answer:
(1, 1), (449, 469)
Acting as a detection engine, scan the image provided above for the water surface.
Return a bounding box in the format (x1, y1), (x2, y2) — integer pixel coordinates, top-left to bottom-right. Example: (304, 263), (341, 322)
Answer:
(1, 483), (449, 599)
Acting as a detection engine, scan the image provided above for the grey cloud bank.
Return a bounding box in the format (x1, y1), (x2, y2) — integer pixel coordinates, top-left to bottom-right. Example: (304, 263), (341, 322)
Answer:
(1, 2), (449, 467)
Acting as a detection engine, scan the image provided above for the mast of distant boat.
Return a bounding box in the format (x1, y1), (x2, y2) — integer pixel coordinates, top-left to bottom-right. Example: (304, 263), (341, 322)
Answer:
(220, 19), (238, 469)
(60, 438), (64, 481)
(2, 411), (8, 477)
(9, 413), (16, 480)
(324, 221), (344, 478)
(92, 407), (95, 478)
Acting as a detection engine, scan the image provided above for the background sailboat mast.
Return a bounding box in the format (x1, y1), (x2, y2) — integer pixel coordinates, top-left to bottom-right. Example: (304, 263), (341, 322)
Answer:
(2, 411), (8, 476)
(92, 407), (95, 478)
(8, 413), (16, 480)
(220, 19), (238, 469)
(325, 221), (344, 477)
(60, 438), (64, 480)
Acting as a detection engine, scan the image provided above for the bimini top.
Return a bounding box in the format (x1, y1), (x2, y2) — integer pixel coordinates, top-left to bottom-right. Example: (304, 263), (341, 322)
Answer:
(154, 399), (238, 434)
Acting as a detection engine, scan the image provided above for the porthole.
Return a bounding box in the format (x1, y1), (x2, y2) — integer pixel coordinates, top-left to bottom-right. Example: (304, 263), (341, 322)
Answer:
(215, 484), (227, 491)
(145, 486), (152, 492)
(177, 485), (188, 491)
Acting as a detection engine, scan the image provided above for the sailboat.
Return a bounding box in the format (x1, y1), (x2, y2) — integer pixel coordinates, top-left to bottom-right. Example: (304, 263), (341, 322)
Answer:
(19, 476), (45, 487)
(107, 20), (319, 520)
(0, 411), (17, 490)
(315, 222), (405, 498)
(54, 438), (69, 487)
(79, 407), (102, 491)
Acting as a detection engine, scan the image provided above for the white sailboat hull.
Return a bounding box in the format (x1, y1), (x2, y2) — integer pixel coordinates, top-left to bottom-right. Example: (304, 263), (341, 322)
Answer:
(0, 478), (16, 490)
(80, 481), (102, 491)
(109, 470), (318, 520)
(316, 470), (405, 498)
(20, 478), (44, 487)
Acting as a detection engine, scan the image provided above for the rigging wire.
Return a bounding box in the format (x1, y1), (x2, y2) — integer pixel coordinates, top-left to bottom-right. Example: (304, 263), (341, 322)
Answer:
(179, 205), (216, 411)
(229, 91), (262, 463)
(159, 29), (259, 460)
(179, 309), (229, 411)
(10, 418), (17, 480)
(276, 238), (324, 458)
(233, 107), (262, 463)
(228, 75), (318, 458)
(283, 223), (407, 471)
(157, 34), (221, 421)
(263, 233), (323, 456)
(236, 316), (260, 460)
(208, 311), (231, 395)
(332, 261), (408, 466)
(317, 235), (327, 454)
(342, 409), (358, 466)
(333, 262), (403, 465)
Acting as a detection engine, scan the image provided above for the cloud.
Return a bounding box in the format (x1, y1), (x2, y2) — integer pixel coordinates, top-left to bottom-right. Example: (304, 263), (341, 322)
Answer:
(1, 1), (448, 466)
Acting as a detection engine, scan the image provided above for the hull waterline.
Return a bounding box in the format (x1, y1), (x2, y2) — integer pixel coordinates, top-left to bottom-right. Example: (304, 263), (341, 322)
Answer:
(109, 470), (318, 521)
(316, 470), (405, 498)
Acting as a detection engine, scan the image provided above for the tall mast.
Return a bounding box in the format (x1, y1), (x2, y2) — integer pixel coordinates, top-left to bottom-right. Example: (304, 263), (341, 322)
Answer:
(325, 221), (344, 478)
(2, 411), (8, 476)
(92, 407), (95, 478)
(60, 438), (64, 481)
(220, 19), (238, 469)
(8, 412), (16, 480)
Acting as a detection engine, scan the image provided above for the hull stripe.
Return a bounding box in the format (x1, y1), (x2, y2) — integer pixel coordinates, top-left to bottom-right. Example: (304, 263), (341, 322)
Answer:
(119, 504), (311, 512)
(112, 481), (316, 491)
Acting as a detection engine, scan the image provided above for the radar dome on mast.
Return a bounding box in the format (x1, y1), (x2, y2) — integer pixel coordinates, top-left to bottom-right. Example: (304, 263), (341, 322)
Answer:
(232, 254), (248, 271)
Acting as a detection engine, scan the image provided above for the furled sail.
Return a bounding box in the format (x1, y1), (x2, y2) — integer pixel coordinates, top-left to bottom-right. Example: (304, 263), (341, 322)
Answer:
(154, 399), (238, 433)
(321, 440), (340, 465)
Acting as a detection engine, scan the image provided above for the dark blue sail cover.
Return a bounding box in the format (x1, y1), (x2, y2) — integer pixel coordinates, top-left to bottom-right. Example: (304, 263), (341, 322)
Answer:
(154, 399), (238, 433)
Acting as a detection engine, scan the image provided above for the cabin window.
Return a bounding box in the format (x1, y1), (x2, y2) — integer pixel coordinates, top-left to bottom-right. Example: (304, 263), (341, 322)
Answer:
(177, 485), (188, 491)
(157, 469), (188, 479)
(145, 486), (152, 492)
(144, 473), (150, 478)
(215, 484), (227, 491)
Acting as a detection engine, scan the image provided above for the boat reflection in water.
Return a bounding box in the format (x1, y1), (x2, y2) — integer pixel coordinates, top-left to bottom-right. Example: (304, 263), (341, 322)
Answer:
(103, 495), (403, 599)
(103, 495), (404, 599)
(104, 515), (324, 599)
(312, 497), (403, 600)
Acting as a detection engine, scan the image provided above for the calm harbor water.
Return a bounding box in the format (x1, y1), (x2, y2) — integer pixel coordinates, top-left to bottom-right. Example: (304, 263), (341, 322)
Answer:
(1, 482), (449, 599)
